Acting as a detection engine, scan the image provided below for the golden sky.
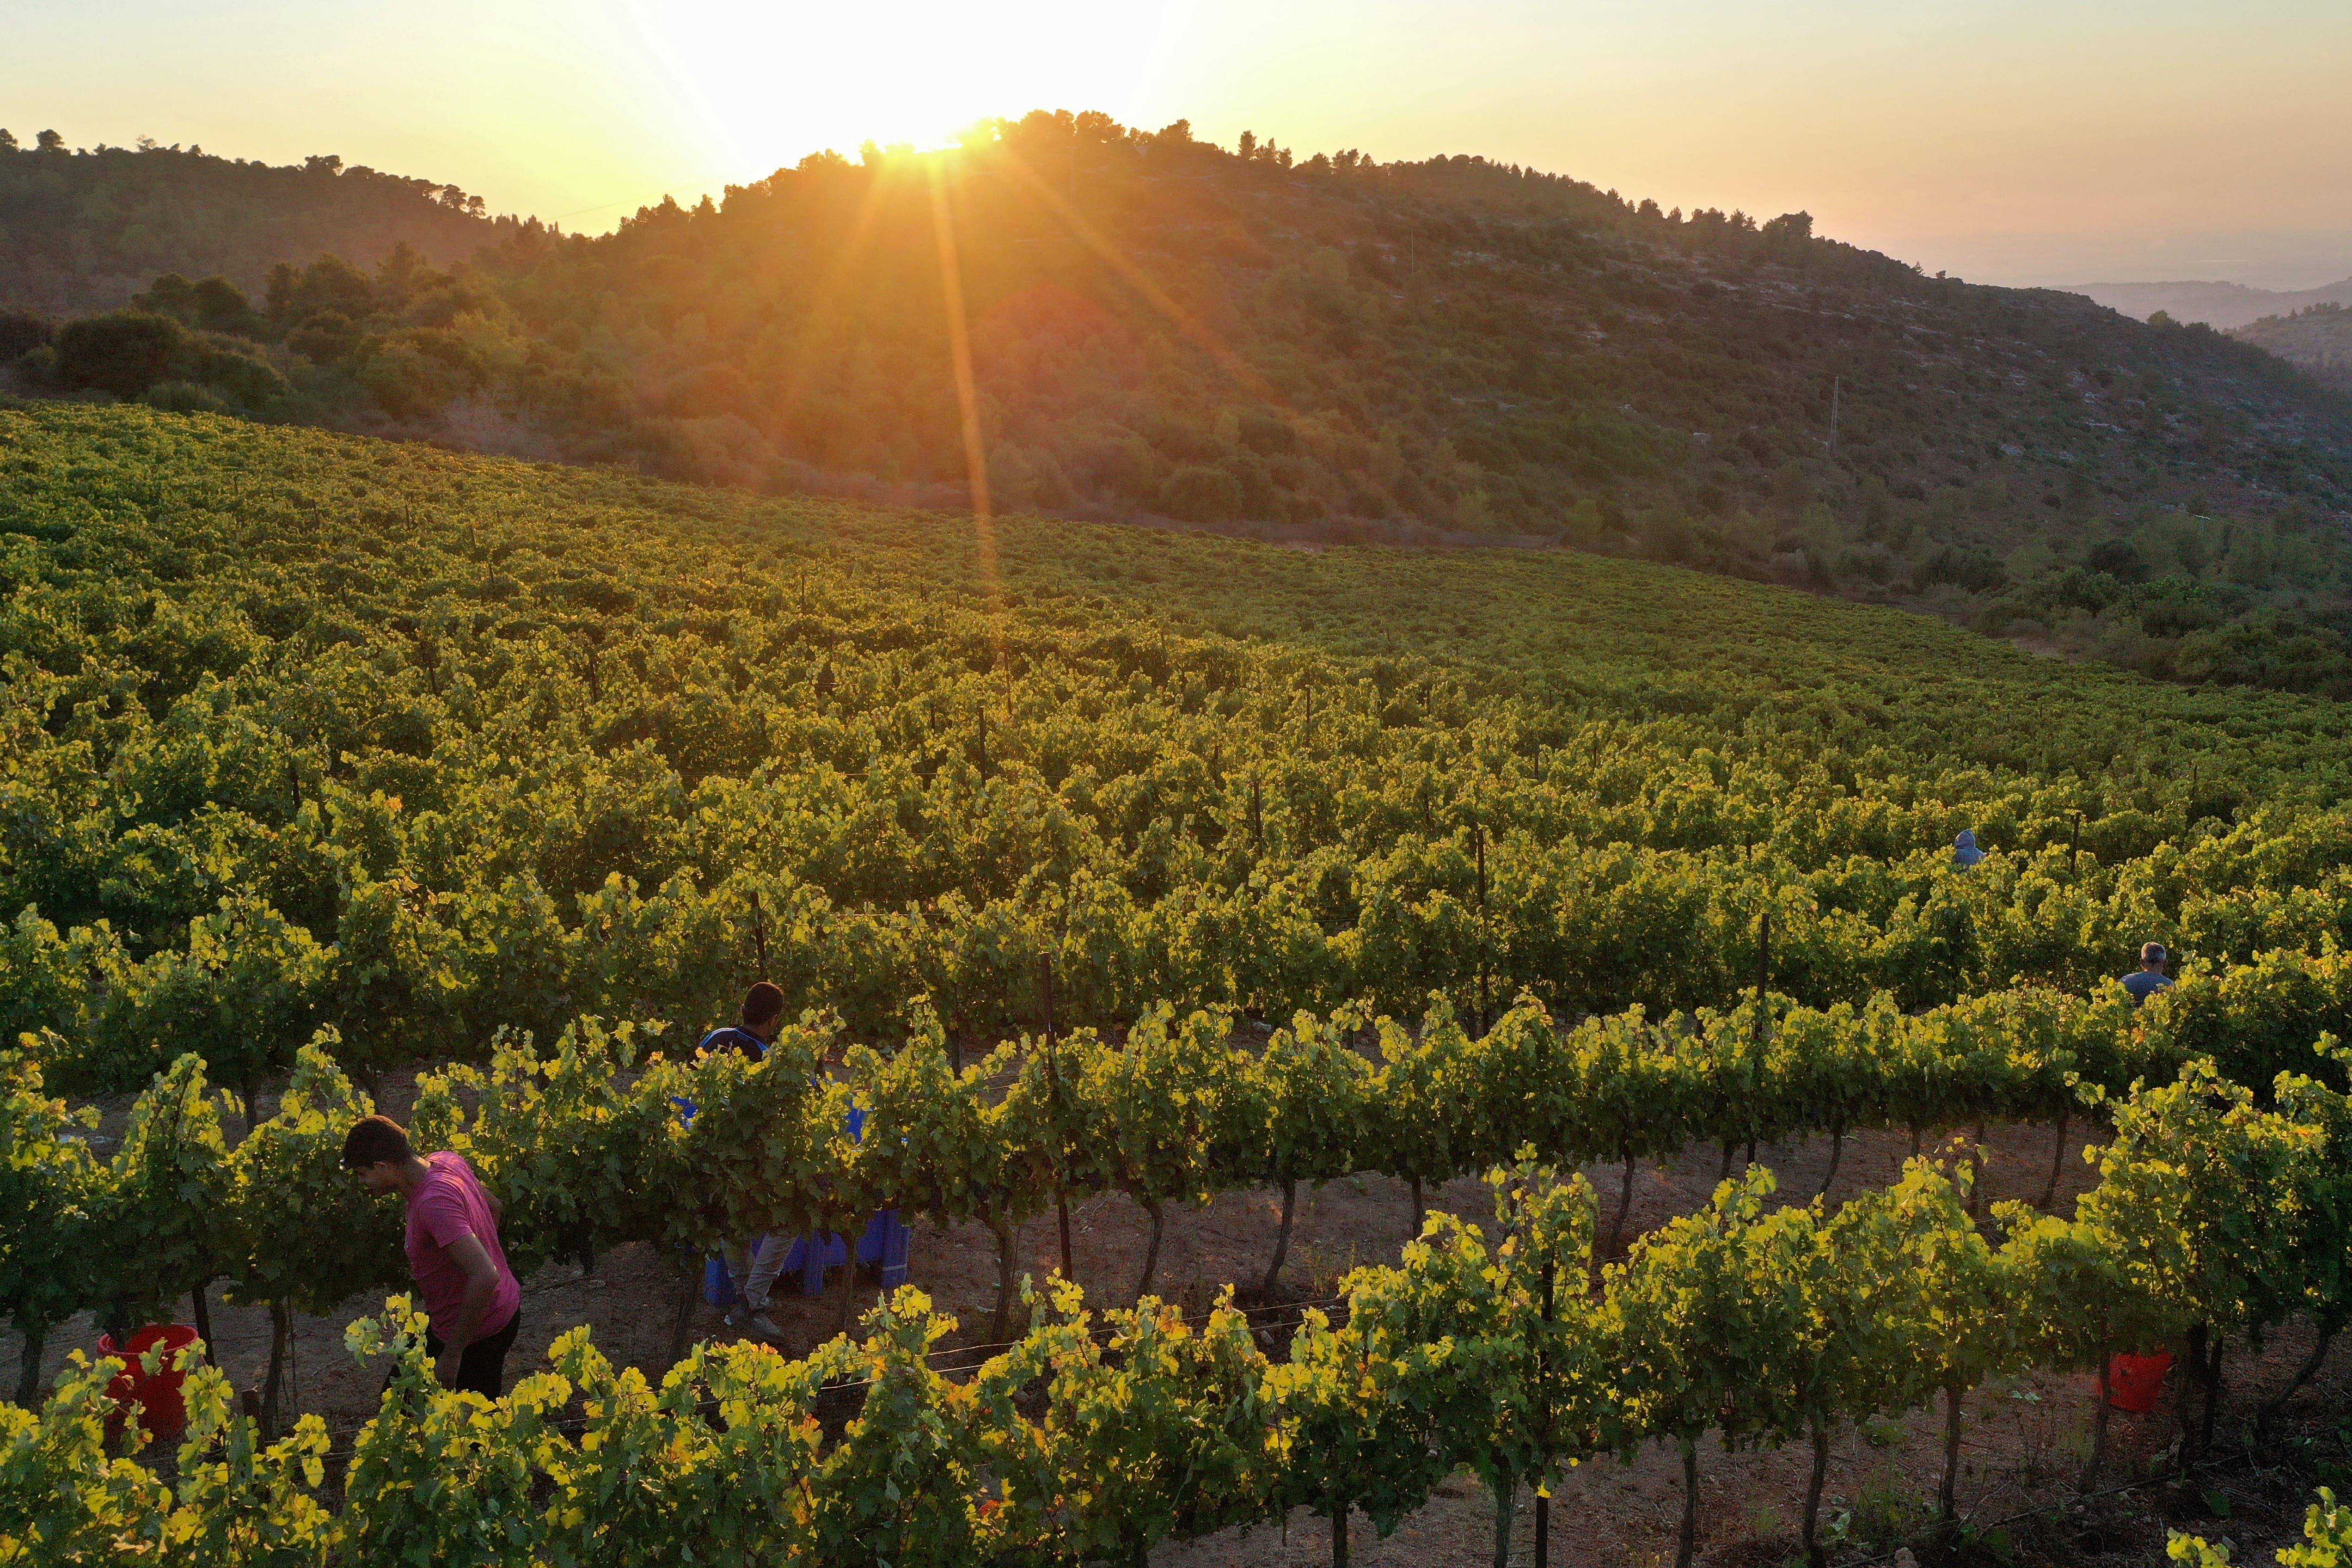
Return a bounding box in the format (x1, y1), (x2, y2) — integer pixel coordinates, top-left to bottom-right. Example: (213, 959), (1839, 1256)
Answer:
(8, 0), (2350, 287)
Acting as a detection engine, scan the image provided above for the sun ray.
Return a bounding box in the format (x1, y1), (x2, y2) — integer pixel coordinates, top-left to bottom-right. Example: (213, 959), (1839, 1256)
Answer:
(763, 164), (897, 453)
(925, 156), (1006, 681)
(990, 141), (1286, 410)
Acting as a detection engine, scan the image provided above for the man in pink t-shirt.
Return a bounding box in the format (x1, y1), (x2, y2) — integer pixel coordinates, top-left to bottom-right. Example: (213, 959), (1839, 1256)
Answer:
(343, 1114), (523, 1395)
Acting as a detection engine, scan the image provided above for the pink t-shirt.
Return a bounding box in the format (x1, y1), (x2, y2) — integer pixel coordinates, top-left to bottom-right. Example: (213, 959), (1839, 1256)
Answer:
(404, 1152), (521, 1337)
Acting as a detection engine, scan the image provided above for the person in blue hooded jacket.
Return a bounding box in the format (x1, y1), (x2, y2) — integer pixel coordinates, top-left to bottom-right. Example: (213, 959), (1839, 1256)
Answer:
(1951, 829), (1985, 869)
(700, 982), (789, 1343)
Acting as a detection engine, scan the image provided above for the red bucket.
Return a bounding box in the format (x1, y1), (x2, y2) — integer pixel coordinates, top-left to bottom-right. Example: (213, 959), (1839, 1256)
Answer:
(99, 1324), (201, 1440)
(2107, 1350), (2173, 1414)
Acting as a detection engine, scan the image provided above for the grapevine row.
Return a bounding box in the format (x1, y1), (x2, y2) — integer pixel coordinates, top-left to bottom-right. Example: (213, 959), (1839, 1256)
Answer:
(13, 408), (2352, 1105)
(11, 941), (2352, 1411)
(9, 1052), (2349, 1568)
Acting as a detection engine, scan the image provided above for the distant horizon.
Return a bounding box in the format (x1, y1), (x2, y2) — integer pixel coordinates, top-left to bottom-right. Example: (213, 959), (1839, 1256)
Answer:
(7, 0), (2347, 300)
(11, 116), (2348, 306)
(2060, 273), (2352, 291)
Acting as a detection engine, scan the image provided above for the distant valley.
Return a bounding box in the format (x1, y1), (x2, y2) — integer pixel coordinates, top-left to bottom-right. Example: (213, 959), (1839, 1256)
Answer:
(2071, 276), (2352, 331)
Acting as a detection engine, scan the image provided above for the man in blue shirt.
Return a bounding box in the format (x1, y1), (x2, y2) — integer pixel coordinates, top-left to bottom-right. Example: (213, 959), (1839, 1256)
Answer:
(698, 981), (783, 1062)
(2120, 943), (2174, 1004)
(701, 983), (788, 1342)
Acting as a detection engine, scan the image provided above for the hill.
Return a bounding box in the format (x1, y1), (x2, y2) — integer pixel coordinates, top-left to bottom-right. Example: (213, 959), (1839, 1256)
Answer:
(6, 400), (2352, 1088)
(9, 403), (2352, 1568)
(0, 132), (521, 318)
(7, 112), (2352, 694)
(2070, 275), (2352, 331)
(2234, 304), (2352, 394)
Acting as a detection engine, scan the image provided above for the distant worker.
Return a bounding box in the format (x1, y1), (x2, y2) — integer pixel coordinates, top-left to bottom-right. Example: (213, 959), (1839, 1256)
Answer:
(2121, 942), (2174, 1004)
(343, 1114), (523, 1395)
(699, 980), (785, 1063)
(701, 982), (790, 1343)
(1952, 829), (1984, 870)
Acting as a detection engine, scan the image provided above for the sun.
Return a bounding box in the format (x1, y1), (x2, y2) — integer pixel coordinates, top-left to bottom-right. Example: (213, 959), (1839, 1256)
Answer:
(623, 0), (1199, 176)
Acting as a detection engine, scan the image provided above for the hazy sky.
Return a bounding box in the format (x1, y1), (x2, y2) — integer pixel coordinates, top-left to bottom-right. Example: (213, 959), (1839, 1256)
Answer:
(7, 0), (2349, 288)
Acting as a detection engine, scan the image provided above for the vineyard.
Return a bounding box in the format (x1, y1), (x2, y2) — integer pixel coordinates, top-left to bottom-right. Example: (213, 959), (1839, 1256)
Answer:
(5, 400), (2352, 1564)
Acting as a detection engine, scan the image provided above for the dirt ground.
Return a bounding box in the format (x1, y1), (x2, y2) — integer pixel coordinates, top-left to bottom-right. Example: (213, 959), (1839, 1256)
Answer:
(9, 1101), (2344, 1567)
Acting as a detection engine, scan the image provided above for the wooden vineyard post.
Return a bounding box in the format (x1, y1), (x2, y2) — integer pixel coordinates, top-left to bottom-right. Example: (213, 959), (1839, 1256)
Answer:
(2070, 811), (2082, 869)
(1534, 1257), (1555, 1568)
(191, 1285), (216, 1367)
(1475, 818), (1491, 1036)
(978, 709), (990, 781)
(749, 890), (768, 980)
(1038, 955), (1075, 1281)
(1754, 909), (1771, 1041)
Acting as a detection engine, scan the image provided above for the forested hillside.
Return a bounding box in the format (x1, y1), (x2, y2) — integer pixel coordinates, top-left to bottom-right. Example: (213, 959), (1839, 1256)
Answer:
(7, 112), (2352, 694)
(2235, 305), (2352, 395)
(0, 133), (519, 317)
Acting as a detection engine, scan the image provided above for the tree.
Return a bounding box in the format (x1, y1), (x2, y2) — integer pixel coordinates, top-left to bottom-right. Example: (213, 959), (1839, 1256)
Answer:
(0, 1350), (172, 1555)
(1366, 1005), (1472, 1241)
(339, 1298), (561, 1565)
(1158, 466), (1244, 523)
(1268, 1259), (1464, 1568)
(2258, 1052), (2352, 1442)
(1067, 1003), (1239, 1298)
(90, 897), (331, 1121)
(2076, 1060), (2317, 1459)
(222, 1037), (404, 1434)
(129, 273), (262, 338)
(0, 307), (49, 361)
(1014, 1278), (1278, 1565)
(1607, 1168), (1811, 1568)
(162, 1359), (337, 1568)
(1887, 1159), (2020, 1524)
(2003, 1208), (2177, 1489)
(105, 1054), (235, 1353)
(852, 1015), (1053, 1341)
(806, 1289), (1006, 1568)
(1403, 1155), (1611, 1568)
(1764, 1183), (1934, 1568)
(53, 311), (188, 399)
(1248, 1008), (1371, 1293)
(536, 1322), (827, 1566)
(0, 1050), (108, 1404)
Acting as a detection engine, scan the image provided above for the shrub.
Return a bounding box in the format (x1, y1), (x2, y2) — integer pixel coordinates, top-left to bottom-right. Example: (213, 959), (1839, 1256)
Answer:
(54, 311), (188, 398)
(144, 380), (231, 416)
(1159, 464), (1244, 522)
(0, 307), (52, 362)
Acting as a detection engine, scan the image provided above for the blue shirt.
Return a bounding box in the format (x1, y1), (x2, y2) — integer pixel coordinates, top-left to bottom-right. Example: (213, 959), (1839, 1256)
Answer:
(697, 1025), (767, 1062)
(2120, 971), (2172, 1004)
